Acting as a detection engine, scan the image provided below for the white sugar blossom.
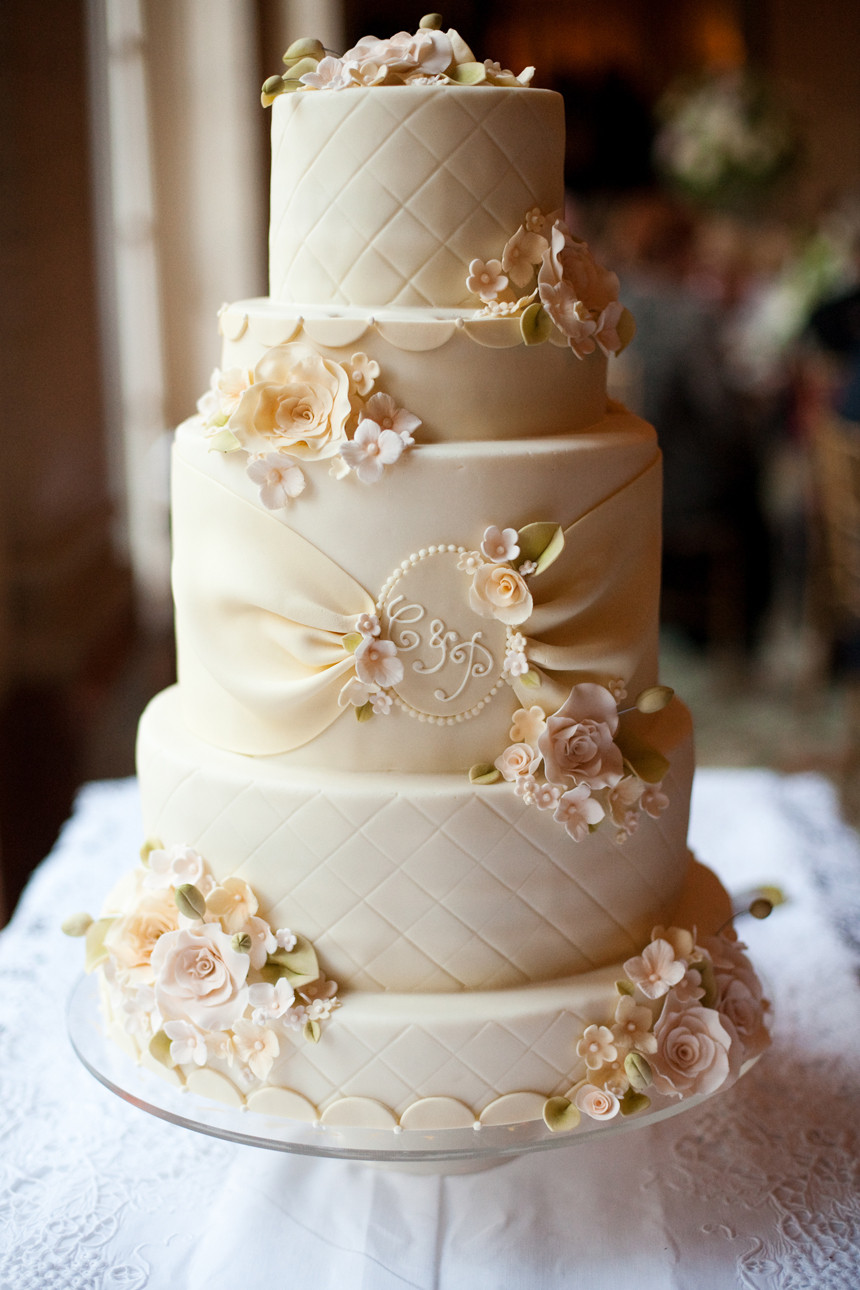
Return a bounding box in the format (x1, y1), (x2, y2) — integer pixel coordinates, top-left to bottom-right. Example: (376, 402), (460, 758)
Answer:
(466, 258), (508, 303)
(206, 877), (258, 934)
(533, 782), (561, 811)
(577, 1023), (618, 1070)
(144, 844), (206, 891)
(339, 419), (404, 483)
(608, 678), (628, 702)
(502, 225), (548, 288)
(246, 453), (306, 510)
(348, 352), (380, 396)
(479, 294), (536, 319)
(248, 977), (296, 1023)
(518, 559), (537, 576)
(197, 366), (250, 428)
(356, 612), (381, 638)
(641, 783), (670, 818)
(503, 646), (529, 677)
(237, 915), (277, 969)
(514, 773), (538, 805)
(370, 690), (393, 715)
(524, 207), (547, 234)
(338, 676), (372, 708)
(362, 392), (421, 445)
(608, 775), (644, 832)
(481, 525), (520, 564)
(300, 55), (354, 90)
(509, 704), (546, 747)
(624, 938), (686, 1000)
(553, 784), (605, 842)
(275, 928), (297, 952)
(673, 967), (706, 1004)
(164, 1020), (210, 1067)
(457, 550), (484, 575)
(354, 635), (404, 688)
(232, 1018), (280, 1080)
(612, 995), (657, 1054)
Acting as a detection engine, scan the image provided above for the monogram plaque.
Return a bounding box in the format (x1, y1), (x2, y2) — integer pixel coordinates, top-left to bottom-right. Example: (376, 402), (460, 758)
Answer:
(377, 547), (507, 720)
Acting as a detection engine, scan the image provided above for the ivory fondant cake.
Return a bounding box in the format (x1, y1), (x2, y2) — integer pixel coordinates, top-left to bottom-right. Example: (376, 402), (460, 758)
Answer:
(70, 18), (769, 1135)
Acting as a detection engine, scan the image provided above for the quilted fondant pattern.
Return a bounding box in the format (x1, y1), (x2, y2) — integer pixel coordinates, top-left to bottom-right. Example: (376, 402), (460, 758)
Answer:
(269, 87), (563, 307)
(138, 691), (693, 994)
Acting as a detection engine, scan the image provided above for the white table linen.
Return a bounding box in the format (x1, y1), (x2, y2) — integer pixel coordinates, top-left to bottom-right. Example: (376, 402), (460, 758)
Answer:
(1, 770), (859, 1290)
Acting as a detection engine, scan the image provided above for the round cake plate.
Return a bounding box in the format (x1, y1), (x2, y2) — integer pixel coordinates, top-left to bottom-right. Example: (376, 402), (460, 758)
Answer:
(67, 973), (757, 1174)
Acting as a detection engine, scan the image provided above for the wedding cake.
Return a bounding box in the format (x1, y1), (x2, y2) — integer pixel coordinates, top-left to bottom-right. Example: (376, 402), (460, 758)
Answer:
(69, 18), (769, 1136)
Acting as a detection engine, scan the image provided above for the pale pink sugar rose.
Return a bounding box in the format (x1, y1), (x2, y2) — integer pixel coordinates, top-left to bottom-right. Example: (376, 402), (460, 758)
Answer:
(152, 925), (250, 1032)
(361, 392), (421, 445)
(469, 564), (533, 625)
(466, 258), (509, 303)
(701, 934), (769, 1059)
(553, 784), (605, 841)
(354, 636), (404, 689)
(339, 419), (404, 483)
(480, 525), (520, 564)
(574, 1083), (620, 1121)
(502, 225), (549, 288)
(624, 938), (686, 1000)
(103, 887), (180, 983)
(650, 999), (739, 1098)
(228, 344), (351, 460)
(612, 995), (657, 1054)
(577, 1024), (618, 1071)
(494, 742), (540, 782)
(246, 454), (306, 510)
(538, 683), (624, 790)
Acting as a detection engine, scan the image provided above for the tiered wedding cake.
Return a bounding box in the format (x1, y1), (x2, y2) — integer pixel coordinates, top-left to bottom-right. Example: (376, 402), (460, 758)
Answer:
(71, 19), (769, 1135)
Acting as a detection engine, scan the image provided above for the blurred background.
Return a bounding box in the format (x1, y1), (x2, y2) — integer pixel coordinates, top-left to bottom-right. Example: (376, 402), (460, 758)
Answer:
(1, 0), (859, 923)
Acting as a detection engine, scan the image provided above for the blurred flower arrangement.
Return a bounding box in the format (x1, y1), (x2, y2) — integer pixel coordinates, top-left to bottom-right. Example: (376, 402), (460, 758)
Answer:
(654, 69), (799, 209)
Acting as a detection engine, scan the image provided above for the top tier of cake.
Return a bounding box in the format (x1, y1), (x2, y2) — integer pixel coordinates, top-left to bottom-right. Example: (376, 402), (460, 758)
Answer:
(269, 86), (564, 309)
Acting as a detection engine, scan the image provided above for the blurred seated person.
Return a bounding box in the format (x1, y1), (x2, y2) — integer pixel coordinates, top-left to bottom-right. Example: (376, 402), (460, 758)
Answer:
(606, 193), (770, 651)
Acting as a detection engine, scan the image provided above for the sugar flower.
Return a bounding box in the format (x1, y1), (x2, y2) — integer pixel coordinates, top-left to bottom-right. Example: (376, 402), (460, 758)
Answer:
(144, 843), (207, 891)
(577, 1024), (618, 1070)
(300, 55), (354, 91)
(248, 977), (296, 1024)
(361, 392), (421, 444)
(228, 343), (351, 460)
(524, 207), (547, 234)
(103, 887), (180, 983)
(338, 676), (372, 708)
(538, 683), (624, 790)
(206, 877), (259, 934)
(537, 221), (620, 354)
(237, 914), (277, 969)
(457, 550), (484, 575)
(595, 300), (624, 357)
(354, 635), (404, 688)
(197, 366), (251, 428)
(152, 925), (250, 1032)
(339, 419), (404, 483)
(275, 928), (297, 952)
(509, 704), (546, 746)
(163, 1020), (210, 1068)
(356, 612), (381, 638)
(502, 225), (548, 288)
(466, 258), (508, 303)
(481, 525), (520, 564)
(370, 690), (393, 715)
(574, 1083), (620, 1121)
(469, 564), (533, 625)
(553, 784), (605, 841)
(246, 453), (306, 510)
(514, 773), (538, 805)
(624, 938), (686, 1000)
(650, 1000), (737, 1098)
(641, 783), (670, 818)
(533, 782), (562, 811)
(494, 742), (540, 782)
(232, 1018), (280, 1081)
(612, 995), (658, 1054)
(348, 352), (380, 396)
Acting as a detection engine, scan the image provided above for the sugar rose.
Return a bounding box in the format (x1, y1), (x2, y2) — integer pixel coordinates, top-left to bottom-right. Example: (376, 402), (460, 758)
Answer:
(650, 1000), (738, 1098)
(469, 563), (533, 626)
(228, 343), (351, 460)
(538, 683), (624, 790)
(538, 222), (620, 356)
(104, 887), (180, 983)
(152, 925), (250, 1031)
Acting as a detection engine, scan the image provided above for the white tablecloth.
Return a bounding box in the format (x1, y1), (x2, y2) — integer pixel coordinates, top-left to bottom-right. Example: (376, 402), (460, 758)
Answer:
(2, 771), (859, 1290)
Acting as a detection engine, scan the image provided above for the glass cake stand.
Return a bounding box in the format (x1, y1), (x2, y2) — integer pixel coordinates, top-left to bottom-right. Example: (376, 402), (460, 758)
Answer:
(67, 973), (758, 1174)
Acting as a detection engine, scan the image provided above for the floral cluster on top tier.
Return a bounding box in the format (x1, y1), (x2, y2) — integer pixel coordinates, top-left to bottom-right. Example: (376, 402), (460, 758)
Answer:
(544, 924), (771, 1132)
(197, 343), (421, 509)
(465, 207), (637, 359)
(65, 845), (338, 1088)
(261, 15), (534, 103)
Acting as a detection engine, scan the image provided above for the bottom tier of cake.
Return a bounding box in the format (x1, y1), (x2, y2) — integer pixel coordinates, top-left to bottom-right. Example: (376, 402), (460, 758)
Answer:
(92, 854), (769, 1133)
